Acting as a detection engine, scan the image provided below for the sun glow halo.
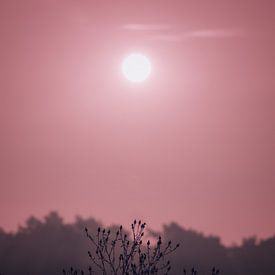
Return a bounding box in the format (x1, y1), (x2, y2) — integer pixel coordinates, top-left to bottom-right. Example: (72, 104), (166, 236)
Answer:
(122, 53), (151, 83)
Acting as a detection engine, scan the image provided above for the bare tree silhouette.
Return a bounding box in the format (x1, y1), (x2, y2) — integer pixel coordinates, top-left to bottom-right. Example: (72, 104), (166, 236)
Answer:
(63, 220), (222, 275)
(82, 220), (179, 274)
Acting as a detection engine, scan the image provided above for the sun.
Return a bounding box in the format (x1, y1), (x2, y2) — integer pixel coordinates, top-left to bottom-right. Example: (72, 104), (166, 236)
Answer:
(122, 53), (151, 83)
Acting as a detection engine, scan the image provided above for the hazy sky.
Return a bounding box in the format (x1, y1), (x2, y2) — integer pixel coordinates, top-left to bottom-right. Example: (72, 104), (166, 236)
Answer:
(0, 0), (274, 245)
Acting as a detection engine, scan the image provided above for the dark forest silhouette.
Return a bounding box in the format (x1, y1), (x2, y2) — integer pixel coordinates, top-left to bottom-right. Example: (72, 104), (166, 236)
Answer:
(0, 212), (275, 275)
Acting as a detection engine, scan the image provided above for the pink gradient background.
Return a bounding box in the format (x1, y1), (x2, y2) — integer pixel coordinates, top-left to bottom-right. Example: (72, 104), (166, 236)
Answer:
(0, 0), (274, 245)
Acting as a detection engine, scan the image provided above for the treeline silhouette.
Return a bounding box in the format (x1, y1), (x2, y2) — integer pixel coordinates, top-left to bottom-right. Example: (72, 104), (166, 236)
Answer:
(0, 212), (274, 275)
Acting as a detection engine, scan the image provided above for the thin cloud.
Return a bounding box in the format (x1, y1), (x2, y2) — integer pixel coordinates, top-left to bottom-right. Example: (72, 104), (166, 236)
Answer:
(188, 29), (244, 38)
(123, 24), (171, 31)
(122, 24), (244, 41)
(152, 29), (244, 42)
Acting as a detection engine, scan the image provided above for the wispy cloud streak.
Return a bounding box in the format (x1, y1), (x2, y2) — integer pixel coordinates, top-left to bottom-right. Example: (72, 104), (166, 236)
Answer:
(123, 24), (171, 31)
(123, 24), (244, 41)
(152, 29), (244, 42)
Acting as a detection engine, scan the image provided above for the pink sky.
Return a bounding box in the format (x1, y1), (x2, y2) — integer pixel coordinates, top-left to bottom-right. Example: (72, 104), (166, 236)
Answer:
(0, 0), (274, 245)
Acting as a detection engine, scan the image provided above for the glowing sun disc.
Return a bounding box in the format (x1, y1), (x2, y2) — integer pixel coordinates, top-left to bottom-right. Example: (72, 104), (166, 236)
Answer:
(122, 53), (151, 83)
